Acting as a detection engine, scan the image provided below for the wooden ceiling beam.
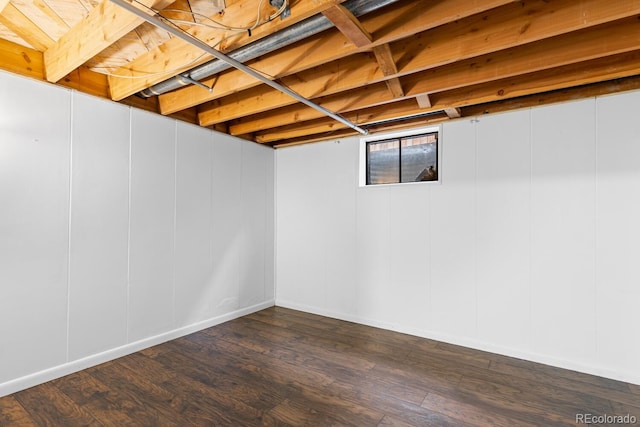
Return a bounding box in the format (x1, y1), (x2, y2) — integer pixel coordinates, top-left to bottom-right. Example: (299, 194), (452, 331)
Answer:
(0, 38), (113, 97)
(274, 71), (640, 148)
(462, 75), (640, 117)
(197, 52), (375, 125)
(43, 0), (175, 83)
(372, 43), (404, 97)
(322, 4), (372, 47)
(384, 77), (404, 98)
(108, 0), (349, 101)
(416, 94), (432, 109)
(233, 48), (640, 137)
(199, 7), (640, 127)
(197, 0), (640, 126)
(0, 3), (55, 51)
(255, 100), (448, 143)
(229, 82), (394, 135)
(444, 107), (461, 119)
(0, 37), (44, 79)
(265, 67), (640, 143)
(158, 0), (514, 115)
(431, 50), (640, 109)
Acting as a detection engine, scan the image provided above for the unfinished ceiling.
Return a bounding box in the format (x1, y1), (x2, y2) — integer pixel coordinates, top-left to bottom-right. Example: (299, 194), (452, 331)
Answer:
(1, 0), (640, 147)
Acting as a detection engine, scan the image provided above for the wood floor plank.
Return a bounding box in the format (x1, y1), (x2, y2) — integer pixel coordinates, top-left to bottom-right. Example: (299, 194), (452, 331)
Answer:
(489, 360), (640, 407)
(150, 349), (280, 422)
(456, 374), (595, 425)
(0, 396), (37, 427)
(421, 392), (539, 427)
(1, 307), (637, 426)
(13, 382), (102, 427)
(51, 370), (141, 427)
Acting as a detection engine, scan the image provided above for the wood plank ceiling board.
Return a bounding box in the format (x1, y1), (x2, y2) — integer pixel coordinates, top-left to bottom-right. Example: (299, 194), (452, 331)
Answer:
(0, 2), (55, 51)
(51, 0), (93, 25)
(0, 20), (31, 48)
(32, 0), (72, 30)
(10, 0), (70, 40)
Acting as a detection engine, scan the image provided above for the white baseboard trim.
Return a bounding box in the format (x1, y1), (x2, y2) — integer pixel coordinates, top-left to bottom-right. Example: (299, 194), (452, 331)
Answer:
(0, 300), (274, 398)
(275, 299), (640, 386)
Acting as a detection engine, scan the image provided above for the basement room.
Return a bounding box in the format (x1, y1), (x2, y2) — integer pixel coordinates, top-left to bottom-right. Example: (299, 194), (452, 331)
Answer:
(1, 0), (639, 425)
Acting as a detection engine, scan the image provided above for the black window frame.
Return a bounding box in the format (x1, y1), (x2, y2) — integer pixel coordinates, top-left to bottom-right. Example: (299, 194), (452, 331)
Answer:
(365, 131), (439, 186)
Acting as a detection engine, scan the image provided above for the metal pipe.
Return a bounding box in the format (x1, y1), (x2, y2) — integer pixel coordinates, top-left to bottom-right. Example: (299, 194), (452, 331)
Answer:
(110, 0), (369, 135)
(138, 0), (399, 97)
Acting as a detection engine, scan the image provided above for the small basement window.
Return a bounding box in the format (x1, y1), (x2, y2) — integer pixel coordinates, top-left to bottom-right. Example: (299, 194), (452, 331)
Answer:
(360, 127), (439, 186)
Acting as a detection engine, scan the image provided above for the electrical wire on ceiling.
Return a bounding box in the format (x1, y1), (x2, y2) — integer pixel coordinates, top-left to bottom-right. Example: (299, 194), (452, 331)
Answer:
(91, 53), (210, 79)
(95, 0), (288, 80)
(157, 0), (288, 34)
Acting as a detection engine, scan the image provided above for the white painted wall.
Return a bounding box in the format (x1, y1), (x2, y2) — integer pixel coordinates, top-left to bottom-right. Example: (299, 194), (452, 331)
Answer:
(275, 92), (640, 385)
(0, 71), (275, 396)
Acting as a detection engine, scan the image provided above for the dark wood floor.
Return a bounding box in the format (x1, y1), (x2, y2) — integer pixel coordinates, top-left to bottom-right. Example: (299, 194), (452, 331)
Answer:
(1, 307), (638, 426)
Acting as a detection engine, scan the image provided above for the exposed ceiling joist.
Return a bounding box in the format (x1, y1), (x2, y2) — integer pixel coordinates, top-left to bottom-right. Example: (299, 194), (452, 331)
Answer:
(157, 0), (514, 115)
(3, 0), (640, 147)
(255, 100), (448, 143)
(372, 43), (403, 97)
(444, 107), (461, 119)
(416, 94), (432, 109)
(0, 38), (44, 79)
(109, 0), (368, 135)
(322, 4), (372, 47)
(197, 2), (640, 128)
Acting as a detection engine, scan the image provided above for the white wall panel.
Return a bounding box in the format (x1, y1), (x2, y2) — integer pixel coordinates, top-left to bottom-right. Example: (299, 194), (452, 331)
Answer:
(128, 109), (176, 341)
(430, 120), (477, 339)
(210, 134), (242, 314)
(596, 91), (640, 378)
(274, 90), (640, 384)
(240, 142), (270, 307)
(531, 99), (597, 364)
(275, 143), (327, 308)
(1, 71), (276, 395)
(68, 93), (129, 360)
(475, 111), (531, 350)
(264, 143), (276, 302)
(324, 139), (358, 316)
(387, 184), (429, 332)
(175, 123), (213, 326)
(356, 186), (390, 324)
(0, 73), (70, 382)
